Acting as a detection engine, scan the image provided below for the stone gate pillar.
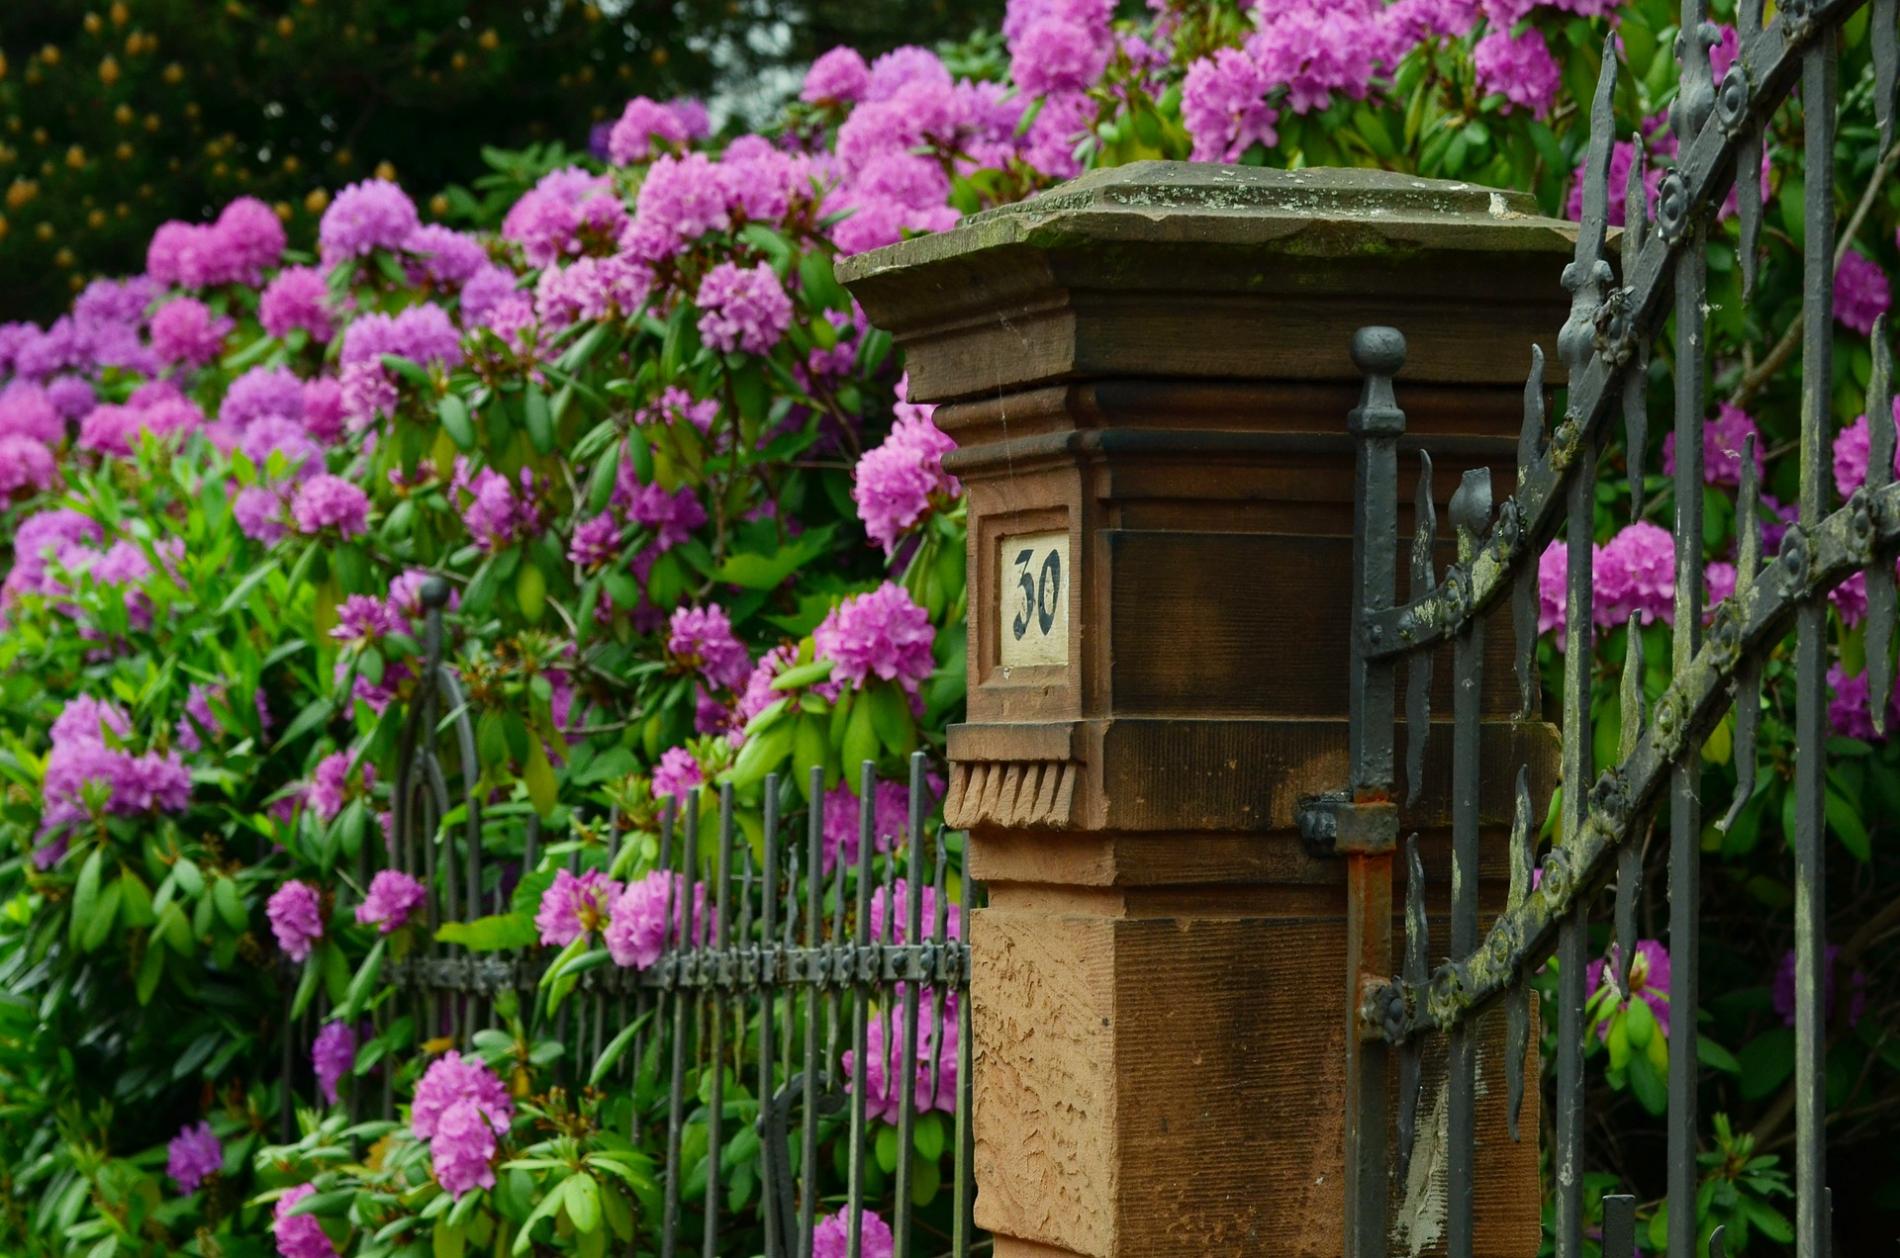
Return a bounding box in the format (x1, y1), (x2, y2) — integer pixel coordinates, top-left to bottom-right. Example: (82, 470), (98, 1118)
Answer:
(839, 162), (1573, 1258)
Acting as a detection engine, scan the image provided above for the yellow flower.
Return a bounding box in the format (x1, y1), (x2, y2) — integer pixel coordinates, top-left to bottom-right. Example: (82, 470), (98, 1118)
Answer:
(35, 222), (53, 241)
(65, 145), (85, 169)
(55, 247), (74, 267)
(99, 55), (120, 86)
(303, 187), (328, 214)
(114, 141), (132, 161)
(110, 2), (128, 25)
(374, 160), (396, 181)
(84, 13), (103, 34)
(163, 62), (184, 84)
(39, 45), (60, 67)
(276, 16), (293, 37)
(114, 103), (133, 125)
(478, 28), (499, 50)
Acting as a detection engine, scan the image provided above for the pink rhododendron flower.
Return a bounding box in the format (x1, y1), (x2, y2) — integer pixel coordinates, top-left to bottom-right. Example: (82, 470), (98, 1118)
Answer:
(842, 996), (960, 1124)
(802, 46), (871, 104)
(607, 96), (690, 165)
(668, 604), (751, 690)
(650, 745), (704, 802)
(820, 779), (912, 874)
(605, 869), (709, 969)
(1474, 26), (1561, 118)
(1662, 403), (1762, 488)
(1772, 944), (1868, 1028)
(812, 1208), (896, 1258)
(535, 868), (622, 946)
(1584, 939), (1671, 1039)
(312, 1021), (357, 1105)
(1835, 249), (1891, 337)
(1831, 399), (1900, 498)
(268, 880), (325, 962)
(853, 389), (959, 554)
(814, 582), (936, 691)
(167, 1120), (221, 1194)
(149, 298), (233, 369)
(319, 179), (421, 266)
(272, 1183), (338, 1258)
(260, 266), (336, 341)
(355, 870), (426, 934)
(695, 261), (793, 355)
(291, 474), (370, 537)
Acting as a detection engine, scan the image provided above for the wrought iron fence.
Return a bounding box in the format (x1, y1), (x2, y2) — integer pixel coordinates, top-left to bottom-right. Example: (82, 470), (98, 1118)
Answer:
(281, 580), (984, 1257)
(1317, 1), (1897, 1255)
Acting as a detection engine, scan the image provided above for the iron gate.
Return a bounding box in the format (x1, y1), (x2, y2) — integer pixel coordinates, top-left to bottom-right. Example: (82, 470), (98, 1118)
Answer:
(1316, 0), (1898, 1254)
(278, 582), (984, 1257)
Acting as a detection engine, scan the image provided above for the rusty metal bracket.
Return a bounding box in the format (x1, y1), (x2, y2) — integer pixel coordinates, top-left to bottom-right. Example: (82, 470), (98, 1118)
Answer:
(1296, 790), (1400, 856)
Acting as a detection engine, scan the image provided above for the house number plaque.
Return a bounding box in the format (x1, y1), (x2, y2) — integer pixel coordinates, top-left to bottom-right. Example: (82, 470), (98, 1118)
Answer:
(998, 531), (1069, 668)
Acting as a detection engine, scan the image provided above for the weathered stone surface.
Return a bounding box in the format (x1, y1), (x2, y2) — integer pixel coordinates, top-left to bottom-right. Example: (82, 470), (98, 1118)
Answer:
(843, 163), (1571, 1257)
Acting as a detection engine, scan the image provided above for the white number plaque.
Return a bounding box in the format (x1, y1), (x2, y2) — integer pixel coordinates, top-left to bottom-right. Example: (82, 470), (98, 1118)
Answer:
(998, 531), (1069, 668)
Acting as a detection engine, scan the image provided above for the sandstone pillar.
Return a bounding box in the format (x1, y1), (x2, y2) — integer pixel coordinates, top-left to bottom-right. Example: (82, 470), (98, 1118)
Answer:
(839, 162), (1574, 1257)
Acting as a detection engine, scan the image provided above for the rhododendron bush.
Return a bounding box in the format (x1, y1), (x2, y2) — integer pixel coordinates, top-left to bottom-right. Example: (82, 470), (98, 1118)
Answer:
(0, 0), (1895, 1253)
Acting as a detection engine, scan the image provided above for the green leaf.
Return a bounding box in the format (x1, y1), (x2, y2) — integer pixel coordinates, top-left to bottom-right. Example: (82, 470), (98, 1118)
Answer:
(1697, 1036), (1743, 1075)
(842, 687), (880, 779)
(585, 442), (622, 515)
(590, 1010), (656, 1087)
(713, 527), (836, 590)
(287, 1188), (356, 1218)
(770, 659), (834, 691)
(291, 956), (320, 1020)
(212, 876), (248, 932)
(564, 1173), (602, 1233)
(866, 682), (915, 758)
(69, 848), (104, 948)
(1739, 1028), (1796, 1100)
(339, 937), (387, 1021)
(433, 1221), (467, 1258)
(136, 938), (164, 1005)
(1824, 787), (1870, 859)
(726, 719), (794, 789)
(524, 385), (555, 454)
(438, 393), (476, 451)
(516, 560), (548, 625)
(875, 1124), (900, 1175)
(80, 879), (119, 952)
(380, 353), (435, 389)
(522, 738), (558, 816)
(624, 427), (653, 484)
(216, 558), (281, 615)
(512, 1174), (570, 1253)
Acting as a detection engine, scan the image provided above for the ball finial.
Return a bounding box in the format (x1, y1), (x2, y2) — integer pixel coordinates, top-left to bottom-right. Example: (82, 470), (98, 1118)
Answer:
(1350, 326), (1406, 378)
(420, 576), (452, 609)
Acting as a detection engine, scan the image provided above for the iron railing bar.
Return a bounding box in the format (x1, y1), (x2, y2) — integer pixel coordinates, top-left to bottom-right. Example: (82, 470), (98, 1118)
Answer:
(893, 753), (927, 1258)
(1667, 10), (1717, 1248)
(1446, 467), (1489, 1258)
(759, 777), (782, 1258)
(661, 798), (690, 1258)
(800, 766), (824, 1258)
(845, 761), (877, 1258)
(703, 785), (733, 1258)
(1793, 31), (1838, 1258)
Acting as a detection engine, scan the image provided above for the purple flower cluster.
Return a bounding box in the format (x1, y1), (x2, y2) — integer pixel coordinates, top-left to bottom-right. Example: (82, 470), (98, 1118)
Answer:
(268, 879), (325, 962)
(454, 463), (543, 551)
(870, 876), (960, 944)
(695, 262), (794, 355)
(1005, 0), (1115, 97)
(604, 869), (708, 969)
(842, 995), (960, 1124)
(668, 604), (751, 690)
(318, 180), (422, 268)
(355, 870), (426, 934)
(535, 868), (622, 946)
(1771, 944), (1868, 1028)
(312, 1021), (358, 1105)
(650, 745), (705, 802)
(503, 167), (630, 269)
(149, 298), (233, 370)
(272, 1183), (337, 1258)
(820, 779), (912, 874)
(1831, 398), (1900, 498)
(1182, 49), (1279, 162)
(1834, 249), (1891, 337)
(1583, 939), (1672, 1039)
(1662, 403), (1763, 488)
(411, 1051), (514, 1198)
(1473, 26), (1561, 118)
(812, 1209), (896, 1258)
(814, 583), (937, 692)
(258, 266), (336, 342)
(166, 1120), (222, 1194)
(802, 47), (871, 104)
(852, 386), (959, 554)
(607, 96), (691, 166)
(147, 196), (286, 289)
(291, 474), (371, 538)
(37, 696), (190, 865)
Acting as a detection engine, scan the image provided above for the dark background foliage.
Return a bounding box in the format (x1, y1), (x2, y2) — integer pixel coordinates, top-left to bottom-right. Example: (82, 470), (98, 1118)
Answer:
(0, 0), (1001, 320)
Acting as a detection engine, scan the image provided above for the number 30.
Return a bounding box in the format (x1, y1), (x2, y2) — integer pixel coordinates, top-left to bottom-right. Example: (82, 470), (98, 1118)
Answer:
(1010, 546), (1061, 642)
